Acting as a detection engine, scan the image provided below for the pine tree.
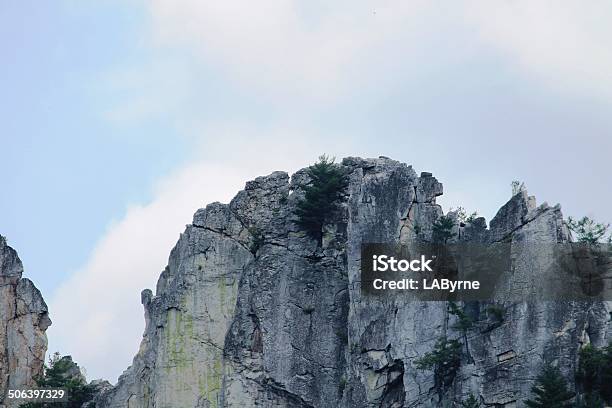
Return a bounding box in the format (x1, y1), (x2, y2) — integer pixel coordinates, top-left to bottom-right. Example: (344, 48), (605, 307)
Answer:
(461, 393), (481, 408)
(449, 302), (473, 332)
(432, 215), (456, 243)
(576, 343), (612, 404)
(414, 337), (462, 390)
(567, 216), (610, 244)
(449, 302), (473, 362)
(577, 344), (605, 396)
(294, 155), (348, 245)
(524, 365), (574, 408)
(20, 353), (95, 408)
(452, 207), (478, 225)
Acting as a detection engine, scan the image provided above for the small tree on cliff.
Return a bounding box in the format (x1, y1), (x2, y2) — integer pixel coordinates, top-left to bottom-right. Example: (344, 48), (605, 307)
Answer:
(452, 207), (478, 225)
(461, 393), (481, 408)
(414, 336), (462, 392)
(576, 343), (612, 404)
(21, 353), (95, 408)
(433, 215), (456, 244)
(294, 155), (348, 245)
(567, 216), (610, 244)
(449, 301), (474, 362)
(524, 364), (573, 408)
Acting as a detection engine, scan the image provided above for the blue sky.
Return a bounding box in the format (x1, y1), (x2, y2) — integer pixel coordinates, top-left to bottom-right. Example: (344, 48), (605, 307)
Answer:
(2, 1), (611, 382)
(1, 1), (187, 294)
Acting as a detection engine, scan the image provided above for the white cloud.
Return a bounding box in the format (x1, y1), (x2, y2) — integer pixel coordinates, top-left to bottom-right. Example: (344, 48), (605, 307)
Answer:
(464, 1), (612, 98)
(145, 0), (612, 101)
(146, 0), (459, 101)
(47, 128), (354, 382)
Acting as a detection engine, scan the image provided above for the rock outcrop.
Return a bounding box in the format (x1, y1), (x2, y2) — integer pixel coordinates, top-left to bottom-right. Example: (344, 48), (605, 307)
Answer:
(0, 236), (51, 408)
(95, 157), (611, 407)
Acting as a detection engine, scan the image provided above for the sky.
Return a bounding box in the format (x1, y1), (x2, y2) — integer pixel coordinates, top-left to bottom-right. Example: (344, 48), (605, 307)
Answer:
(1, 0), (611, 382)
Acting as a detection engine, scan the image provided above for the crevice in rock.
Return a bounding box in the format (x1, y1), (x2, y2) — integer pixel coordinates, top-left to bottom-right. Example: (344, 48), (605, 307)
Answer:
(379, 359), (405, 408)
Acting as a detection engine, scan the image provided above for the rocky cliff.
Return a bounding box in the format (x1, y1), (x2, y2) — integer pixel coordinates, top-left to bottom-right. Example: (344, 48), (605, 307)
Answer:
(0, 236), (51, 408)
(95, 157), (611, 407)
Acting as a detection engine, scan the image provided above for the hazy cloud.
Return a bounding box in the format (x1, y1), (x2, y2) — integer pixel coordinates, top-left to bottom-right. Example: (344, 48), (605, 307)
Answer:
(465, 1), (612, 98)
(147, 0), (612, 101)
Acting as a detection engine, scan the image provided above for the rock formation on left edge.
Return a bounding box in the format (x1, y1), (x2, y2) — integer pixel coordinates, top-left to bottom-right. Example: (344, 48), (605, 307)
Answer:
(0, 235), (51, 408)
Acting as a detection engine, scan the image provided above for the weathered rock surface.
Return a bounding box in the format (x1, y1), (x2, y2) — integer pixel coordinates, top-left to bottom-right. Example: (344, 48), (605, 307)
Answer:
(94, 157), (611, 407)
(0, 236), (51, 408)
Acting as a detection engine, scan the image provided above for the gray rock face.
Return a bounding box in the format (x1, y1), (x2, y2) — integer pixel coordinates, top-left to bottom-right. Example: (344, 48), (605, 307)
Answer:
(95, 157), (610, 407)
(0, 236), (51, 408)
